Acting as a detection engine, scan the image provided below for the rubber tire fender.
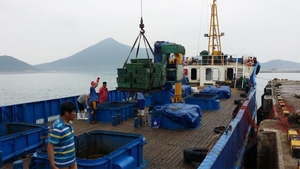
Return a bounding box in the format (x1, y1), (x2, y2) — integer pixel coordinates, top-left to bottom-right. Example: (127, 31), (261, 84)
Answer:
(183, 148), (208, 162)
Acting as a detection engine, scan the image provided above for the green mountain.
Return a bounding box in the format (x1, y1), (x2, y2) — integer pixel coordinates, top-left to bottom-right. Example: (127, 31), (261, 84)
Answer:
(0, 55), (40, 72)
(35, 38), (150, 72)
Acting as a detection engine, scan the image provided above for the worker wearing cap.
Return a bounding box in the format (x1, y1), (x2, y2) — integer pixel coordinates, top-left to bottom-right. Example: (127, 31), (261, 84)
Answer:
(89, 77), (100, 124)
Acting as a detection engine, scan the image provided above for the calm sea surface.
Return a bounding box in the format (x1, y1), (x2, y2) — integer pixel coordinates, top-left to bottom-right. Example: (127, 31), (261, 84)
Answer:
(0, 72), (299, 107)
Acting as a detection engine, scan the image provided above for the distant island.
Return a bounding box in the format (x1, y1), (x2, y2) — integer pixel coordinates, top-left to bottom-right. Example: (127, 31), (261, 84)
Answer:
(1, 38), (300, 73)
(260, 69), (300, 73)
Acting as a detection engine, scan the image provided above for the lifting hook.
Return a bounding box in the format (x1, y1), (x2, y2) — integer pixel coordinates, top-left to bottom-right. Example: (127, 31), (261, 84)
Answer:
(139, 17), (145, 34)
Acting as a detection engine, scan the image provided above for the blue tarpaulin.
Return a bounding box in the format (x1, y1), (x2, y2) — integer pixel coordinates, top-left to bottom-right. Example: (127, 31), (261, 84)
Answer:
(200, 86), (231, 99)
(153, 103), (202, 128)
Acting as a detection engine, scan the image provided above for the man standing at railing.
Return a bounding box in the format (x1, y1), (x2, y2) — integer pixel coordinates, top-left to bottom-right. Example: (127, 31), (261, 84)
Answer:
(98, 81), (108, 103)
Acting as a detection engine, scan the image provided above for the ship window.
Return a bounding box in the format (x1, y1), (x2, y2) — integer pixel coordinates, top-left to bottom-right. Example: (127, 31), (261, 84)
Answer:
(191, 68), (197, 80)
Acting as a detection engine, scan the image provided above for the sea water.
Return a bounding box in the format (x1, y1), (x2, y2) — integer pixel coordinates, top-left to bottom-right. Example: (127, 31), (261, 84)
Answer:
(0, 72), (299, 107)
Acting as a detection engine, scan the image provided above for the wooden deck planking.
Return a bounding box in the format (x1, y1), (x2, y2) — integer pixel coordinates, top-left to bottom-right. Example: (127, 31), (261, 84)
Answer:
(1, 88), (244, 169)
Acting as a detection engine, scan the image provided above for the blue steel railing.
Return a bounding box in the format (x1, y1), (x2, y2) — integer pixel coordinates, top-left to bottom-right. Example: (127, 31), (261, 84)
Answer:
(198, 64), (258, 169)
(0, 90), (131, 124)
(198, 88), (256, 169)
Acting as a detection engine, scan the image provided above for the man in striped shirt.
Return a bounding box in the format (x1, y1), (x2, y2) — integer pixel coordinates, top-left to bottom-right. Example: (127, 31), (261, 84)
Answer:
(47, 102), (77, 169)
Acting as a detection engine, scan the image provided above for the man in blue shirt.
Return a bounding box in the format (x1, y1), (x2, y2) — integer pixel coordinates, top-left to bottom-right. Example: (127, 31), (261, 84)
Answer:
(89, 77), (100, 124)
(137, 92), (145, 116)
(47, 102), (77, 169)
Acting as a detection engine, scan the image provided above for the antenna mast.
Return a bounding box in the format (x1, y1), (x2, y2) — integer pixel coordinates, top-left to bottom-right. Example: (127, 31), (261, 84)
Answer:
(205, 0), (224, 65)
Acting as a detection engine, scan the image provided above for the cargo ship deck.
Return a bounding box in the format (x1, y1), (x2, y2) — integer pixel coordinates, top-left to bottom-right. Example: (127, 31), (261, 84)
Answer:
(1, 88), (245, 169)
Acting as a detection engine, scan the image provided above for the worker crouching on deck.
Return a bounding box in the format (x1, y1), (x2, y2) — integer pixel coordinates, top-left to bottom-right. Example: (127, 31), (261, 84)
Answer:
(137, 92), (145, 116)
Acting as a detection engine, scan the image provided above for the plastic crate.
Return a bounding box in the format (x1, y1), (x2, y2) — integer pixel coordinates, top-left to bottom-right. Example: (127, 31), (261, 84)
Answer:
(136, 68), (152, 74)
(117, 83), (131, 88)
(130, 58), (152, 64)
(117, 68), (127, 74)
(29, 130), (146, 169)
(184, 93), (220, 110)
(116, 77), (126, 83)
(0, 123), (49, 165)
(125, 63), (145, 69)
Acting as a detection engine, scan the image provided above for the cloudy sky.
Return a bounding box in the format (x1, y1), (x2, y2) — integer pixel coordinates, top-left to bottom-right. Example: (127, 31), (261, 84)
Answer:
(0, 0), (299, 65)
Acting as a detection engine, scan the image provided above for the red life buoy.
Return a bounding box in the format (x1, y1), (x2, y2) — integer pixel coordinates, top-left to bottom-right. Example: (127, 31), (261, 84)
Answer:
(183, 68), (188, 76)
(246, 59), (254, 66)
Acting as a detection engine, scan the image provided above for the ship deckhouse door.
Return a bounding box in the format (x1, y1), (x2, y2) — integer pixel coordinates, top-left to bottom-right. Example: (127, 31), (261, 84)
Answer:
(212, 68), (219, 81)
(226, 68), (234, 80)
(205, 68), (212, 81)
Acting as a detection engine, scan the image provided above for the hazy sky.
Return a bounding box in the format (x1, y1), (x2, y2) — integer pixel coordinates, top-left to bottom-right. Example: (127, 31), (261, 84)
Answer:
(1, 0), (299, 65)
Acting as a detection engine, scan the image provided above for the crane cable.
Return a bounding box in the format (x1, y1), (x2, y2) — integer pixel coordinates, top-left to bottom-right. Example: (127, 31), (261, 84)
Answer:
(122, 0), (157, 69)
(140, 0), (143, 19)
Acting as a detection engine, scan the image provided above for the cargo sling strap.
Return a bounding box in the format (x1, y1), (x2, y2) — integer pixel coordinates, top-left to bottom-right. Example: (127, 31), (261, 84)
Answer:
(122, 17), (159, 91)
(122, 17), (158, 69)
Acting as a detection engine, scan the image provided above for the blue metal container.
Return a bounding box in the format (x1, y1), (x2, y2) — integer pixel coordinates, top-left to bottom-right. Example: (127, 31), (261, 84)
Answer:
(145, 90), (171, 107)
(0, 90), (131, 124)
(95, 102), (136, 123)
(29, 130), (146, 169)
(0, 123), (49, 165)
(184, 93), (220, 110)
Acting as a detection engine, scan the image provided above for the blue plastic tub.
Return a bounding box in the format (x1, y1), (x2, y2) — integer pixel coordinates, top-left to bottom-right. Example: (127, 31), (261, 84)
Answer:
(184, 93), (220, 110)
(29, 130), (146, 169)
(0, 123), (49, 165)
(94, 102), (136, 123)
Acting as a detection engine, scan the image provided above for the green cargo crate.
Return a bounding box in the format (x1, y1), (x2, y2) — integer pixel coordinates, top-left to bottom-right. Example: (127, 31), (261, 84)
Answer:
(144, 62), (164, 68)
(153, 67), (162, 73)
(132, 73), (151, 78)
(132, 83), (151, 89)
(130, 58), (152, 64)
(117, 73), (132, 78)
(153, 77), (161, 82)
(152, 62), (164, 68)
(152, 71), (161, 77)
(125, 63), (145, 69)
(136, 68), (152, 74)
(117, 68), (127, 74)
(125, 78), (136, 83)
(126, 68), (137, 73)
(152, 81), (162, 88)
(116, 77), (126, 83)
(117, 83), (132, 88)
(136, 77), (152, 84)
